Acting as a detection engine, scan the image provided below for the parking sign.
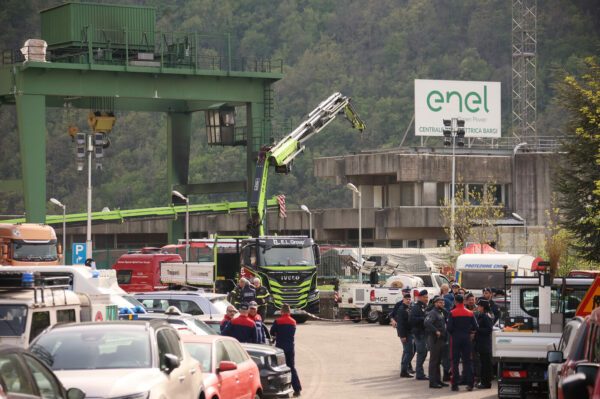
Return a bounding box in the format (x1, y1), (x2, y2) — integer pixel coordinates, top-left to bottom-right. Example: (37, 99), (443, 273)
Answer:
(73, 243), (86, 265)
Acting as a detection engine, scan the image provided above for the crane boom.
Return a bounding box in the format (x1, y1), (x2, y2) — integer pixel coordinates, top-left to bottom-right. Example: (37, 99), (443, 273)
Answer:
(248, 92), (365, 237)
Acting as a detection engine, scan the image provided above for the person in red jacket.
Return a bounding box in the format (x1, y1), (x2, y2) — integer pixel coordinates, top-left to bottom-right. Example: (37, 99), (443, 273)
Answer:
(447, 294), (479, 392)
(220, 305), (237, 332)
(270, 304), (301, 397)
(221, 303), (258, 343)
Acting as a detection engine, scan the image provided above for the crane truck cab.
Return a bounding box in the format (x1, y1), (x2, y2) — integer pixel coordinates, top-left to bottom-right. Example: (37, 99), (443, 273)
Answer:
(0, 223), (62, 265)
(241, 236), (320, 320)
(0, 271), (116, 347)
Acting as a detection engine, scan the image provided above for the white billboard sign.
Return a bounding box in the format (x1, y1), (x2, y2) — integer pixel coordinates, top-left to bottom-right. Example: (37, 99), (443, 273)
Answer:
(160, 262), (214, 285)
(414, 79), (501, 138)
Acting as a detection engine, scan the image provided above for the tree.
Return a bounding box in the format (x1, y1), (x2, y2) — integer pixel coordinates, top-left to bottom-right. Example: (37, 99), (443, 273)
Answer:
(439, 176), (505, 260)
(555, 57), (600, 262)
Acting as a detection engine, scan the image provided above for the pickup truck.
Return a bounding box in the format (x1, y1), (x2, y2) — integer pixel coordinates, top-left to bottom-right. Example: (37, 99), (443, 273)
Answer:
(493, 276), (592, 398)
(337, 272), (450, 323)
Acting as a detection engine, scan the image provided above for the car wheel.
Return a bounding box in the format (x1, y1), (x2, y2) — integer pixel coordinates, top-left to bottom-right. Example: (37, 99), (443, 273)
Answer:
(366, 309), (380, 323)
(254, 391), (261, 399)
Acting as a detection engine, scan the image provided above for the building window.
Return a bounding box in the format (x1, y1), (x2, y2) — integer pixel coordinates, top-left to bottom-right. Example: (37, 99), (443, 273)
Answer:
(391, 240), (404, 248)
(407, 240), (420, 248)
(468, 184), (484, 205)
(437, 239), (449, 247)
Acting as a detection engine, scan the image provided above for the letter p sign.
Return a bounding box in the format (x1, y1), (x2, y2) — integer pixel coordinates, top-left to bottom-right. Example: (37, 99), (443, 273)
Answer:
(73, 243), (87, 265)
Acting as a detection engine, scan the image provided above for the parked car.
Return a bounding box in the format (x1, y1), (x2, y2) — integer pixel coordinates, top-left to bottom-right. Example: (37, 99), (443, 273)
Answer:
(243, 343), (294, 398)
(548, 307), (600, 399)
(133, 291), (232, 324)
(182, 334), (262, 399)
(30, 320), (204, 399)
(0, 344), (85, 399)
(547, 316), (584, 399)
(135, 307), (217, 336)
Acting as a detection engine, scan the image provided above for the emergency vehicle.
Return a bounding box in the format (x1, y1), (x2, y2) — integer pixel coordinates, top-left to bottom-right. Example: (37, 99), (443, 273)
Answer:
(0, 271), (118, 347)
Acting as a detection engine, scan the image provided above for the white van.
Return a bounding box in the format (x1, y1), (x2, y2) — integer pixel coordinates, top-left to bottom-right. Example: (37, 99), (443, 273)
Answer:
(455, 254), (539, 295)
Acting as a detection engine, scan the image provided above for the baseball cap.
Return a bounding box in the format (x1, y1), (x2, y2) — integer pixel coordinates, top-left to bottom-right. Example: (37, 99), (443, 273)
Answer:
(418, 289), (428, 297)
(249, 301), (258, 308)
(403, 293), (411, 299)
(483, 287), (493, 293)
(465, 292), (474, 300)
(433, 295), (444, 303)
(240, 303), (249, 311)
(451, 283), (460, 288)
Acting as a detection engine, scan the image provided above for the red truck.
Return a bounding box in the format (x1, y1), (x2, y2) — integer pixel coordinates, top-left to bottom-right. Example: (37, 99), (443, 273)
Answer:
(111, 248), (182, 293)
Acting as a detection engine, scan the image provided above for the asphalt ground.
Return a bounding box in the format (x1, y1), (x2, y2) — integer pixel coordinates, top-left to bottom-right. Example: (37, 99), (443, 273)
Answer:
(293, 320), (508, 399)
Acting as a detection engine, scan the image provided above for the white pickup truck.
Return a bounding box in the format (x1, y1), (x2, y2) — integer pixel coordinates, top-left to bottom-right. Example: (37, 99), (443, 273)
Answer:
(337, 272), (450, 323)
(493, 276), (592, 398)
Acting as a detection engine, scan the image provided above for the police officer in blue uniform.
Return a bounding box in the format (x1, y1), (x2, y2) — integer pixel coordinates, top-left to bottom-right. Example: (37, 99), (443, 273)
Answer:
(409, 289), (430, 380)
(391, 292), (415, 377)
(447, 294), (478, 391)
(475, 298), (494, 389)
(270, 304), (301, 397)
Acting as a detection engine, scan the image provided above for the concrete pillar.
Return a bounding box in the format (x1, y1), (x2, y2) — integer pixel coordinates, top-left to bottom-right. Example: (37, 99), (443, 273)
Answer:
(167, 111), (192, 244)
(16, 94), (46, 222)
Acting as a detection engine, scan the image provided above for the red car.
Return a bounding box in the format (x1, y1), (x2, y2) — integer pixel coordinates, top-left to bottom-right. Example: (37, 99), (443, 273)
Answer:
(182, 335), (262, 399)
(549, 308), (600, 399)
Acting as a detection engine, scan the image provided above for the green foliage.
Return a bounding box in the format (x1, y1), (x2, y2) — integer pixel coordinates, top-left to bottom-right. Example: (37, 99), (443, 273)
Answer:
(0, 1), (599, 217)
(555, 57), (600, 262)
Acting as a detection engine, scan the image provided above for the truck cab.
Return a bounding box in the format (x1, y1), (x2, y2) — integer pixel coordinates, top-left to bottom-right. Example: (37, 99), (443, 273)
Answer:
(493, 276), (593, 398)
(111, 249), (183, 292)
(241, 236), (320, 316)
(0, 223), (62, 266)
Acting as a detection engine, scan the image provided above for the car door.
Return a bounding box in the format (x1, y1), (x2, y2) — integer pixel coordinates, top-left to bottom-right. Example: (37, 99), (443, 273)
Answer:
(23, 353), (65, 399)
(222, 340), (257, 399)
(215, 340), (241, 399)
(156, 328), (190, 399)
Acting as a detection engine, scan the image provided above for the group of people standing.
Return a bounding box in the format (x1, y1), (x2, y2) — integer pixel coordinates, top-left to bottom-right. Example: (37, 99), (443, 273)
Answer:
(391, 282), (500, 391)
(222, 276), (302, 397)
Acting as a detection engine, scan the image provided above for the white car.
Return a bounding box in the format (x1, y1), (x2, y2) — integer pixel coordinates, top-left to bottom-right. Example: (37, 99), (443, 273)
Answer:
(29, 320), (203, 399)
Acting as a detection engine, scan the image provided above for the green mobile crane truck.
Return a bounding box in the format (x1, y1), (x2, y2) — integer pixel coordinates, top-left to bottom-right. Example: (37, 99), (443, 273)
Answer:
(244, 92), (365, 317)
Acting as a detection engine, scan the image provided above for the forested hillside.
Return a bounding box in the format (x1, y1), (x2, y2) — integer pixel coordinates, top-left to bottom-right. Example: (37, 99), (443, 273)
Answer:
(0, 0), (599, 216)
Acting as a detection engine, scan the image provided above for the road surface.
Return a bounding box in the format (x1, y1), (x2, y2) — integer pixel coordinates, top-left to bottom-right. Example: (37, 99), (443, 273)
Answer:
(294, 320), (500, 399)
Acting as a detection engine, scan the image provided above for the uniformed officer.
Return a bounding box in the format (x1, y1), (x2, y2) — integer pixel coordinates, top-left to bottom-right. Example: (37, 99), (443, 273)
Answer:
(483, 287), (500, 323)
(409, 289), (429, 380)
(253, 277), (270, 320)
(270, 304), (301, 397)
(447, 294), (478, 391)
(248, 301), (266, 344)
(229, 278), (245, 308)
(424, 296), (449, 388)
(221, 303), (258, 343)
(391, 292), (414, 377)
(475, 299), (494, 389)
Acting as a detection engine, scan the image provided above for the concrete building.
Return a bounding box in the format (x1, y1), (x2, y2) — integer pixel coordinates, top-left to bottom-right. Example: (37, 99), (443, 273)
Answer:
(34, 143), (558, 262)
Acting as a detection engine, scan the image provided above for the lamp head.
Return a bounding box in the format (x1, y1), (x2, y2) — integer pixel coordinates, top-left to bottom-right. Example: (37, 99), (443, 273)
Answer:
(300, 205), (310, 214)
(171, 190), (187, 201)
(49, 198), (64, 208)
(346, 182), (359, 194)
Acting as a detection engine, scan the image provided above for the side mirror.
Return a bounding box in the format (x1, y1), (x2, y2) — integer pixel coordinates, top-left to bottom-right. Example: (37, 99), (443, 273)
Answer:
(217, 361), (237, 372)
(163, 353), (180, 374)
(313, 244), (320, 265)
(66, 388), (86, 399)
(575, 362), (600, 386)
(560, 373), (590, 399)
(547, 350), (564, 364)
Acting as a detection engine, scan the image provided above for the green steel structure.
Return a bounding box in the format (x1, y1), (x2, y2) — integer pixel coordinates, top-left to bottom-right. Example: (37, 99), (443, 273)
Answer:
(0, 2), (282, 244)
(0, 196), (279, 226)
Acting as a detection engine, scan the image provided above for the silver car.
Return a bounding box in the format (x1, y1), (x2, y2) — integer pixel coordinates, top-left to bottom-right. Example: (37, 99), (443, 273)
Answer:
(547, 316), (584, 399)
(29, 320), (203, 399)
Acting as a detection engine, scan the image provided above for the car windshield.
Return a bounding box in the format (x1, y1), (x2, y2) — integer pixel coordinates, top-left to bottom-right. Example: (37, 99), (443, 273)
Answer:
(31, 328), (151, 370)
(210, 298), (232, 314)
(184, 342), (212, 372)
(12, 240), (57, 262)
(261, 247), (313, 266)
(122, 296), (145, 309)
(0, 305), (27, 336)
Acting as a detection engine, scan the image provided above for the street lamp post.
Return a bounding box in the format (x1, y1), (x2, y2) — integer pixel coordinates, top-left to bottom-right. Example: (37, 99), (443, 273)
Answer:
(300, 205), (312, 239)
(346, 183), (362, 283)
(172, 190), (189, 262)
(443, 118), (466, 255)
(512, 212), (527, 252)
(49, 198), (66, 265)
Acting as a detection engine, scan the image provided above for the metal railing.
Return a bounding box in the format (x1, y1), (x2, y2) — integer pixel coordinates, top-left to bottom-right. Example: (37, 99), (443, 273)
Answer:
(2, 28), (283, 74)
